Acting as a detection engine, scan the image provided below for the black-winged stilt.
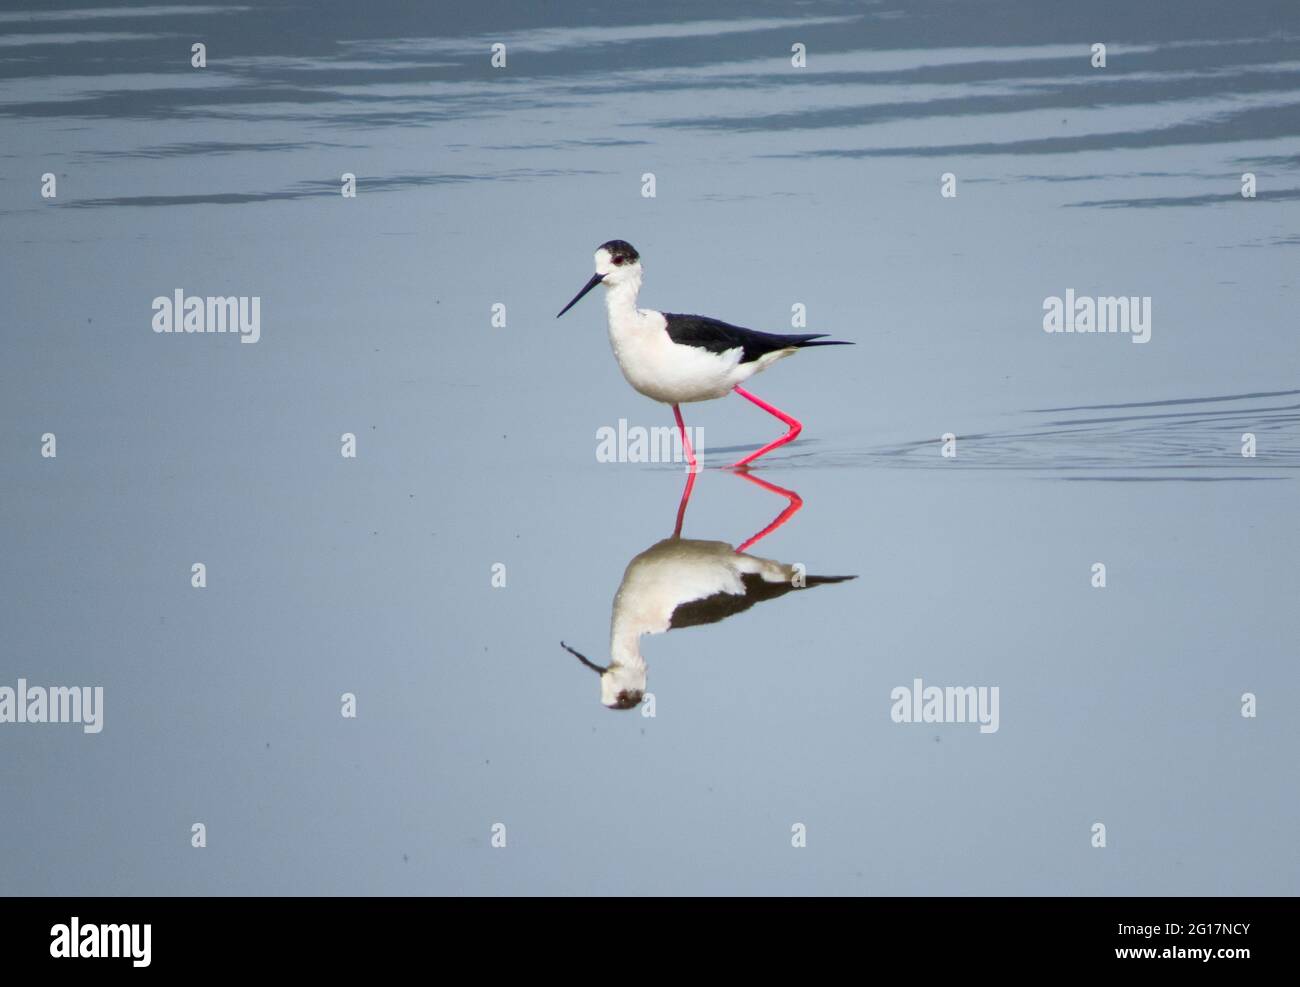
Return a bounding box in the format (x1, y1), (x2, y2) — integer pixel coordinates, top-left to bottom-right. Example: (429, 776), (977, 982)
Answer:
(562, 471), (854, 709)
(556, 240), (852, 469)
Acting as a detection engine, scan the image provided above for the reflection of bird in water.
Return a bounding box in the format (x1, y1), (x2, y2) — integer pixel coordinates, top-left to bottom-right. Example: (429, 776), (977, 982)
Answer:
(563, 471), (854, 708)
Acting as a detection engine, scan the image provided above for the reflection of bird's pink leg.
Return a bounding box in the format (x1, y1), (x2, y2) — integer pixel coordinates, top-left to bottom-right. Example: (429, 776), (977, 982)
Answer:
(672, 403), (698, 471)
(728, 386), (803, 469)
(672, 468), (698, 539)
(733, 472), (803, 554)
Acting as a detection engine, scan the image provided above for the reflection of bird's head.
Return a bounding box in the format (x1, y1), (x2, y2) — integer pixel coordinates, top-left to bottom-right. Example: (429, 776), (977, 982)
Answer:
(561, 641), (646, 710)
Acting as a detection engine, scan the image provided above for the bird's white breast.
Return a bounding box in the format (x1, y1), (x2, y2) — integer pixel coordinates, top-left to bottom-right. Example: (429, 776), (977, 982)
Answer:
(606, 308), (741, 404)
(611, 538), (747, 647)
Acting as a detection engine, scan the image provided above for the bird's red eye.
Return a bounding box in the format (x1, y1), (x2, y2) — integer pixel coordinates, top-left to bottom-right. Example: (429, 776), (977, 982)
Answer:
(612, 256), (624, 266)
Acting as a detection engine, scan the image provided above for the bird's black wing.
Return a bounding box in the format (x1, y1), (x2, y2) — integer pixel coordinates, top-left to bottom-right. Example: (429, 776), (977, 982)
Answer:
(668, 573), (855, 630)
(663, 313), (847, 365)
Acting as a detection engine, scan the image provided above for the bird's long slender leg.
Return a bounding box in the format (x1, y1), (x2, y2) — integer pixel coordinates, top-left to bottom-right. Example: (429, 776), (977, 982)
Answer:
(728, 386), (802, 469)
(733, 472), (803, 554)
(672, 468), (698, 539)
(672, 403), (699, 472)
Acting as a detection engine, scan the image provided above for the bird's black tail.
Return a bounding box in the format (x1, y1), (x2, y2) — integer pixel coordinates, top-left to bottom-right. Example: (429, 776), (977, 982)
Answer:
(803, 574), (857, 586)
(790, 334), (853, 349)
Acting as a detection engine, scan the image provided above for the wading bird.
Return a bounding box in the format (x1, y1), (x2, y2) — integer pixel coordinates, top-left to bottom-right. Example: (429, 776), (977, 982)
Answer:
(557, 240), (851, 469)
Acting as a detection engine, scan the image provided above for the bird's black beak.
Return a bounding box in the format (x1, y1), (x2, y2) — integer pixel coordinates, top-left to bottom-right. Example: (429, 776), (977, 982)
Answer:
(561, 640), (607, 674)
(556, 273), (603, 319)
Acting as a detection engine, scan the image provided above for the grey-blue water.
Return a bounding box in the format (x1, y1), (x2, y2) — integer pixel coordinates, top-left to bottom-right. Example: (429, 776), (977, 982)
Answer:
(1, 1), (1297, 895)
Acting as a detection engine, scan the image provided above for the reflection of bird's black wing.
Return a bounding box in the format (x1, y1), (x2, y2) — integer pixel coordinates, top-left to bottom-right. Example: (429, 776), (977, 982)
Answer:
(668, 574), (855, 630)
(664, 313), (851, 365)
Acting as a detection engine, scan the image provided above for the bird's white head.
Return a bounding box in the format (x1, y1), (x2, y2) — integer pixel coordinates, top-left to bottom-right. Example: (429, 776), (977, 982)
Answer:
(556, 239), (641, 318)
(561, 641), (647, 710)
(593, 239), (641, 286)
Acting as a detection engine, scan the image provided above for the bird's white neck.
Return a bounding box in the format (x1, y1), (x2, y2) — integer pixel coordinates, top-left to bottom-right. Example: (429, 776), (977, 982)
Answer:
(604, 271), (642, 324)
(601, 633), (647, 706)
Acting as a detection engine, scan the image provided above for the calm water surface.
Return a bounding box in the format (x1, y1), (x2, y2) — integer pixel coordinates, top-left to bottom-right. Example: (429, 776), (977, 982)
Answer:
(1, 1), (1297, 894)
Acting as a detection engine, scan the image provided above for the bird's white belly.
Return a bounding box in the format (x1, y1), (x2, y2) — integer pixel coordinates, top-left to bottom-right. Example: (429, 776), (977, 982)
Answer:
(608, 311), (741, 404)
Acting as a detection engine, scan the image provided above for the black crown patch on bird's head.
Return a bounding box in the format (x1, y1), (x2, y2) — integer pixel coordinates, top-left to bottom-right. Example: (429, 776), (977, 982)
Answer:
(599, 239), (640, 266)
(611, 688), (644, 710)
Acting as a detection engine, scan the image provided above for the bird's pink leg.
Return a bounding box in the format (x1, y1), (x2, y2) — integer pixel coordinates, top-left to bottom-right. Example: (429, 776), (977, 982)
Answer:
(672, 403), (699, 472)
(733, 472), (803, 554)
(728, 386), (802, 469)
(672, 468), (698, 539)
